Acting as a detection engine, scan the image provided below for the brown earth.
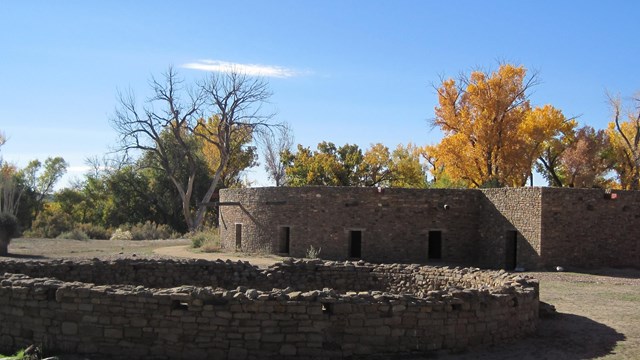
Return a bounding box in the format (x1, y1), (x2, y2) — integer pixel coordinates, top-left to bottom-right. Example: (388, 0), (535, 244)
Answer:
(2, 238), (639, 359)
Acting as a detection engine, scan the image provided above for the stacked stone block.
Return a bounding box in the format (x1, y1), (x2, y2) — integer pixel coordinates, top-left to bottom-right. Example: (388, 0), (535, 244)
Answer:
(219, 186), (639, 270)
(0, 258), (538, 359)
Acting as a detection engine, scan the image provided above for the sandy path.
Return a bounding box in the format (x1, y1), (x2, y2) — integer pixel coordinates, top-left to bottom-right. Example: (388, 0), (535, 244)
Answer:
(153, 245), (284, 268)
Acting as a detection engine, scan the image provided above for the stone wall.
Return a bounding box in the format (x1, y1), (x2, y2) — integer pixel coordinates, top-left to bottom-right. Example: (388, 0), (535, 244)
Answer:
(219, 187), (639, 270)
(539, 188), (640, 268)
(0, 258), (263, 289)
(479, 188), (543, 269)
(219, 187), (483, 265)
(0, 259), (539, 359)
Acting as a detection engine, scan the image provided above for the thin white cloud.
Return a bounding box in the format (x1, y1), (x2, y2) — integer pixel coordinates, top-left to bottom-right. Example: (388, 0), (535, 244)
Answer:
(182, 60), (305, 78)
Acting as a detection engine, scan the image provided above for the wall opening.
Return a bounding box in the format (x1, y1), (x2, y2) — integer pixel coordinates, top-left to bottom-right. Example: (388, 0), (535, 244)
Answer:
(505, 230), (518, 270)
(428, 231), (442, 260)
(235, 224), (242, 250)
(349, 230), (362, 258)
(278, 226), (290, 254)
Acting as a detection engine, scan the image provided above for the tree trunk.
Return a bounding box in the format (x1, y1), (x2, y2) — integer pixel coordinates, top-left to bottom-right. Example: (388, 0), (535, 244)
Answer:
(0, 230), (9, 256)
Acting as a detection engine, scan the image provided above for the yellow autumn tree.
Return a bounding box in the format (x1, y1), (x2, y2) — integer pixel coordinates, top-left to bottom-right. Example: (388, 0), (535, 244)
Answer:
(195, 115), (257, 188)
(606, 95), (640, 190)
(361, 143), (393, 186)
(389, 143), (427, 188)
(431, 64), (575, 187)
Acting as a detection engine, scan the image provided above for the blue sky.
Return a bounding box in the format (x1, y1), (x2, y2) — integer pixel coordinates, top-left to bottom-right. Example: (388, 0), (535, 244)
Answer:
(1, 1), (639, 187)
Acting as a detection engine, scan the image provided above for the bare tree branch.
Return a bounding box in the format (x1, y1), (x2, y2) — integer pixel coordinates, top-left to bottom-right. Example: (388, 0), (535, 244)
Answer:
(111, 67), (276, 231)
(260, 123), (294, 186)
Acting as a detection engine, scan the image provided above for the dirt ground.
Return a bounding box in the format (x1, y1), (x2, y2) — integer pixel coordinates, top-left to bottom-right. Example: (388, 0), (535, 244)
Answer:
(2, 238), (639, 359)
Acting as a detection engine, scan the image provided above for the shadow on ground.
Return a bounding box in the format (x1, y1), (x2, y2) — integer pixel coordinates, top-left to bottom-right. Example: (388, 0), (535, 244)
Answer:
(0, 253), (47, 260)
(582, 268), (640, 280)
(431, 312), (625, 360)
(362, 312), (626, 360)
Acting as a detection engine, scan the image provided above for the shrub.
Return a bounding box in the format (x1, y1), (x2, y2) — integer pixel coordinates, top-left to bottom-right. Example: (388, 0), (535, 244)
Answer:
(0, 212), (19, 256)
(191, 233), (206, 248)
(57, 229), (89, 241)
(28, 203), (72, 238)
(75, 223), (112, 240)
(189, 228), (220, 252)
(200, 237), (220, 253)
(305, 245), (322, 259)
(129, 221), (176, 240)
(110, 228), (133, 241)
(0, 212), (19, 238)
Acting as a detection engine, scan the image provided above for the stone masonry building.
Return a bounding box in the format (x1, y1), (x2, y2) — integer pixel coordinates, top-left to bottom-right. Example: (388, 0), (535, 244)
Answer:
(219, 187), (639, 270)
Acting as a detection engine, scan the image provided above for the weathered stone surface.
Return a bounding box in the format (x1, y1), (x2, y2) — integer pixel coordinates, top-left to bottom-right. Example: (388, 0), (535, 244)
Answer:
(0, 259), (539, 360)
(219, 187), (640, 270)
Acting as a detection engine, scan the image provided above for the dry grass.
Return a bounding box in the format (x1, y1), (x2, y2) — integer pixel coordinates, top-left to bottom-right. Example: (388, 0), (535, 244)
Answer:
(4, 237), (190, 259)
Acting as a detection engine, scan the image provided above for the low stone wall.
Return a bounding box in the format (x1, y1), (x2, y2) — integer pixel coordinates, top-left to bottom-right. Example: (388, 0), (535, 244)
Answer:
(0, 259), (539, 359)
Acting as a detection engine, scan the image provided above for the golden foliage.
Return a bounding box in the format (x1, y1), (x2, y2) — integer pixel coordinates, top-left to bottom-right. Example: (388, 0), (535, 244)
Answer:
(195, 115), (256, 187)
(606, 96), (640, 189)
(431, 64), (575, 187)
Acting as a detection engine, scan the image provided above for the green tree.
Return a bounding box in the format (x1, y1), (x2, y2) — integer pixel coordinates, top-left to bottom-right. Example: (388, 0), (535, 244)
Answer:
(283, 142), (429, 188)
(283, 142), (364, 186)
(20, 157), (68, 217)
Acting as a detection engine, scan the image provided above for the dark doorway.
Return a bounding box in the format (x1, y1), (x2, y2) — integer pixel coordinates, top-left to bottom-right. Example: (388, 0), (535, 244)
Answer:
(505, 230), (518, 270)
(428, 231), (442, 260)
(235, 224), (242, 250)
(278, 226), (290, 254)
(349, 230), (362, 258)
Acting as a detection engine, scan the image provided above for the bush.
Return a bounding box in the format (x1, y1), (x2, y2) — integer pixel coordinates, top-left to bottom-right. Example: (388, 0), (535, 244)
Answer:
(305, 245), (322, 259)
(191, 233), (206, 248)
(0, 212), (19, 238)
(0, 212), (19, 256)
(110, 228), (133, 241)
(27, 204), (72, 238)
(57, 229), (89, 241)
(75, 223), (112, 240)
(188, 228), (220, 252)
(129, 221), (176, 240)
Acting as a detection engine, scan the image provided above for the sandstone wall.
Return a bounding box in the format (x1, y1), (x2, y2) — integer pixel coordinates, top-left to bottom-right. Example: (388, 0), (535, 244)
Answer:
(0, 259), (539, 359)
(219, 187), (639, 270)
(539, 188), (640, 268)
(479, 188), (543, 269)
(219, 187), (482, 264)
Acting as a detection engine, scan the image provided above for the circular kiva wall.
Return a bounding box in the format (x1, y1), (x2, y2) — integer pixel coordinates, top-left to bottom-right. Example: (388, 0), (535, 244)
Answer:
(0, 258), (538, 359)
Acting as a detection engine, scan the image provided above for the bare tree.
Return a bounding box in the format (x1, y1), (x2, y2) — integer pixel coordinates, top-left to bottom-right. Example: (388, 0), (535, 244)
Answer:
(608, 93), (640, 190)
(261, 123), (294, 186)
(0, 133), (24, 216)
(111, 67), (275, 231)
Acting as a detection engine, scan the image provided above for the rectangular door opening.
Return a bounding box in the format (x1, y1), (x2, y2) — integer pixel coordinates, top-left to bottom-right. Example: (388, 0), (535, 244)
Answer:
(428, 231), (442, 260)
(349, 230), (362, 258)
(278, 226), (290, 254)
(235, 224), (242, 250)
(505, 230), (518, 270)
